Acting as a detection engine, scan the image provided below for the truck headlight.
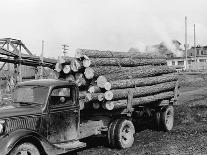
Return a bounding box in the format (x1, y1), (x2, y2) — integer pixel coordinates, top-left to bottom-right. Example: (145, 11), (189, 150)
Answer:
(0, 120), (5, 134)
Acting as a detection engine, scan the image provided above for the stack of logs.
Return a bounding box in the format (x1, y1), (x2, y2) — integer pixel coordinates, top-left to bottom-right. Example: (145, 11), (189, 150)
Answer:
(55, 49), (178, 111)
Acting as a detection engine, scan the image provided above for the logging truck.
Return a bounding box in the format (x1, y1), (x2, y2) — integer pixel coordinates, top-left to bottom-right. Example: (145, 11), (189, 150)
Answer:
(0, 78), (178, 155)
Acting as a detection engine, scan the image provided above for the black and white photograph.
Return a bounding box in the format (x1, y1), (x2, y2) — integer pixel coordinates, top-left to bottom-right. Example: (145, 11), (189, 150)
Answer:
(0, 0), (206, 154)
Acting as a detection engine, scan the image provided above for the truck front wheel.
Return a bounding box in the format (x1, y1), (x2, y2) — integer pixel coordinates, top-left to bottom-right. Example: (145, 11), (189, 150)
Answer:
(10, 142), (40, 155)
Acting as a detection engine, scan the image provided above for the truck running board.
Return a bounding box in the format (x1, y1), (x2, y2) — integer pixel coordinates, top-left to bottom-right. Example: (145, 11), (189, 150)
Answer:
(54, 140), (86, 150)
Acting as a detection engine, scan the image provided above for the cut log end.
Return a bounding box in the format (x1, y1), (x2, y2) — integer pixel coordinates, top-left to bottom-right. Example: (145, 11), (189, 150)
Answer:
(63, 65), (71, 74)
(97, 76), (107, 88)
(98, 94), (104, 101)
(75, 73), (87, 87)
(71, 59), (82, 72)
(102, 101), (114, 110)
(83, 59), (91, 68)
(55, 63), (62, 72)
(86, 93), (92, 101)
(84, 67), (94, 79)
(104, 82), (112, 91)
(104, 90), (113, 101)
(88, 85), (101, 93)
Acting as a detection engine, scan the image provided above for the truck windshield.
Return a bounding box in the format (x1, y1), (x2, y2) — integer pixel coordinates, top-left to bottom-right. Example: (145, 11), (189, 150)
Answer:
(12, 85), (49, 106)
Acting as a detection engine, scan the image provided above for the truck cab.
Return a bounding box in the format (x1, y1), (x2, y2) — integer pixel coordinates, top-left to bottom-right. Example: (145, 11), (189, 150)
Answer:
(0, 79), (86, 155)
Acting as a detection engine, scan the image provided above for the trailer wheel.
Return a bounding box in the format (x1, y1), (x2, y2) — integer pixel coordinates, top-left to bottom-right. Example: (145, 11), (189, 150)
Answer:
(155, 111), (161, 131)
(114, 119), (135, 149)
(107, 119), (120, 147)
(160, 105), (174, 132)
(10, 142), (40, 155)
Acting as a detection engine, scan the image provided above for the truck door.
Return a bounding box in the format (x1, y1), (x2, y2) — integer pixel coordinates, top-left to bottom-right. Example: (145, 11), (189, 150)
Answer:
(47, 85), (79, 144)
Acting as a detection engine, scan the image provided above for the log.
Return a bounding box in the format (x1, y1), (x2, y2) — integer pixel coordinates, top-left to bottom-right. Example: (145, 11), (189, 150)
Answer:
(97, 76), (107, 88)
(108, 73), (178, 90)
(70, 59), (83, 72)
(57, 56), (66, 64)
(84, 67), (94, 79)
(93, 102), (100, 109)
(79, 99), (85, 110)
(65, 74), (75, 81)
(75, 73), (87, 87)
(88, 93), (105, 101)
(105, 91), (174, 110)
(102, 101), (114, 110)
(63, 65), (71, 74)
(104, 82), (112, 90)
(55, 62), (62, 72)
(76, 49), (166, 59)
(88, 85), (101, 93)
(89, 66), (148, 78)
(97, 65), (176, 83)
(83, 58), (91, 68)
(104, 81), (176, 100)
(59, 56), (74, 64)
(88, 58), (166, 67)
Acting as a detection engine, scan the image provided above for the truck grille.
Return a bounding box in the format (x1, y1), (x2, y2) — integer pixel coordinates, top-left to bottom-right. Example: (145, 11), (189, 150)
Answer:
(4, 115), (40, 134)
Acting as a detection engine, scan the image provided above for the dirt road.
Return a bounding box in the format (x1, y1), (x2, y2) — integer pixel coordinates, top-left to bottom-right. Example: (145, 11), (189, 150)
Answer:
(76, 87), (207, 155)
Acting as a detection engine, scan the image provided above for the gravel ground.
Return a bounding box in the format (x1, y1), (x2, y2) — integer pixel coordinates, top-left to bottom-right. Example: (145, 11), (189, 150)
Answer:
(75, 73), (207, 155)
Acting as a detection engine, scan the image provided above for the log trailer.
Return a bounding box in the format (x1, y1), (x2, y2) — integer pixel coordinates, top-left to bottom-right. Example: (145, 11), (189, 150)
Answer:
(0, 78), (178, 155)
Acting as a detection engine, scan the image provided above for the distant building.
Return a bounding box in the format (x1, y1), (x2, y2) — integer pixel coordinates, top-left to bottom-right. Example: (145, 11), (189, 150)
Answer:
(167, 45), (207, 70)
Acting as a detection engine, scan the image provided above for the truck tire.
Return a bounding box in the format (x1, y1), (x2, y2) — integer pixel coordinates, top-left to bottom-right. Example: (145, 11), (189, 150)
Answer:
(160, 105), (174, 132)
(10, 142), (40, 155)
(155, 111), (161, 131)
(107, 119), (120, 147)
(114, 119), (135, 149)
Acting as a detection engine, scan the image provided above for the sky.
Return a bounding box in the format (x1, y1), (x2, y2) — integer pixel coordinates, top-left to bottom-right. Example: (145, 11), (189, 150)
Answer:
(0, 0), (207, 58)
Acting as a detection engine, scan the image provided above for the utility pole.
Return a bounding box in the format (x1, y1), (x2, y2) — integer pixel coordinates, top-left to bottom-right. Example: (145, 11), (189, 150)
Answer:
(184, 16), (188, 70)
(194, 24), (196, 62)
(62, 44), (69, 57)
(40, 40), (44, 79)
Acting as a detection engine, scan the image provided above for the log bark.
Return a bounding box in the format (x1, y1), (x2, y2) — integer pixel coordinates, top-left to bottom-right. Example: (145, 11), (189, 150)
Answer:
(76, 49), (166, 59)
(104, 81), (176, 100)
(105, 91), (174, 110)
(89, 66), (148, 78)
(108, 73), (178, 90)
(88, 58), (166, 67)
(97, 65), (176, 82)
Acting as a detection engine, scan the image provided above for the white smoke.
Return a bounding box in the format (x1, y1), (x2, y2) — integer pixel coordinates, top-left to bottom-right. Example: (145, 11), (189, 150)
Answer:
(150, 17), (183, 57)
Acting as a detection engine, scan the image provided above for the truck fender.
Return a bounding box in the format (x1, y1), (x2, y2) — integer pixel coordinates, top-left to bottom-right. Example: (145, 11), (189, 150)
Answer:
(0, 129), (56, 155)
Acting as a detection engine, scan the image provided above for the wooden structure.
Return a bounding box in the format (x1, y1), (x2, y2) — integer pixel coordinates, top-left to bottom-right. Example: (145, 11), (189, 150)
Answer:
(0, 38), (57, 90)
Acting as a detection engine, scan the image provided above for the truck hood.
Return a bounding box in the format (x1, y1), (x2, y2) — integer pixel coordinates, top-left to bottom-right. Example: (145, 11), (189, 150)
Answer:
(0, 105), (42, 118)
